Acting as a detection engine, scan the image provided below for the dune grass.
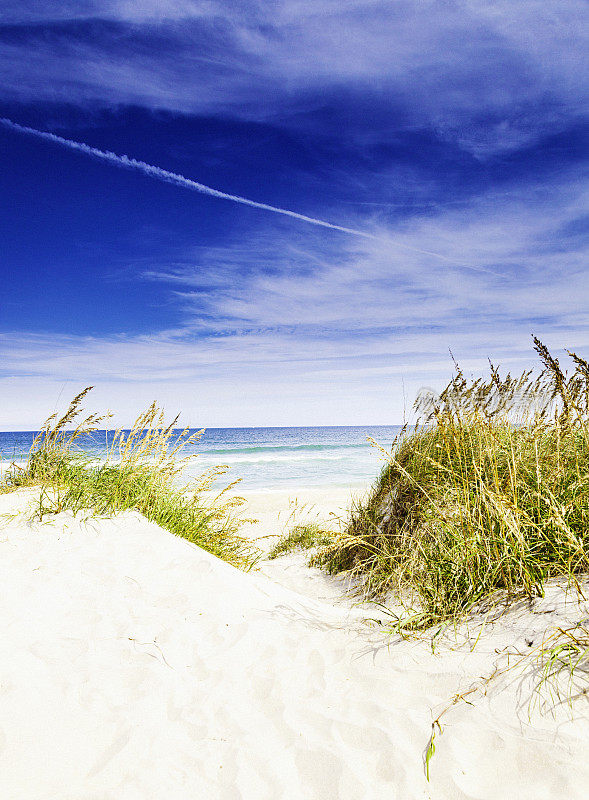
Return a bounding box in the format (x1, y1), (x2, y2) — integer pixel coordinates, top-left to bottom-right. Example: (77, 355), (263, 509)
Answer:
(268, 522), (336, 560)
(2, 387), (259, 570)
(312, 339), (589, 629)
(265, 340), (589, 776)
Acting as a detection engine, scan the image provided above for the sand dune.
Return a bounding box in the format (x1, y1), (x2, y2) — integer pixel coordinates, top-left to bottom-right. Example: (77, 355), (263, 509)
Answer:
(1, 488), (588, 799)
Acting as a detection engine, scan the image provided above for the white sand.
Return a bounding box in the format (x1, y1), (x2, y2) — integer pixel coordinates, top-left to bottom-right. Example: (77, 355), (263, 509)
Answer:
(1, 487), (589, 799)
(228, 484), (366, 550)
(238, 486), (369, 604)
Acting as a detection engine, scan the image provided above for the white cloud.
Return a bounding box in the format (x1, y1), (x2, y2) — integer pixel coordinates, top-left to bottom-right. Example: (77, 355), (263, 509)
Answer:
(1, 2), (586, 427)
(0, 1), (586, 155)
(150, 172), (589, 335)
(2, 171), (587, 428)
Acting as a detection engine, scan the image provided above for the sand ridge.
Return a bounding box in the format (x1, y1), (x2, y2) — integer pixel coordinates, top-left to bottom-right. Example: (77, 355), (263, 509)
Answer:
(1, 489), (588, 799)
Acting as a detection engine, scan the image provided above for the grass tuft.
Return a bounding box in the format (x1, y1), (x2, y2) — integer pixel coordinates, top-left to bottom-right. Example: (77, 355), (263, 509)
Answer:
(315, 338), (589, 630)
(268, 522), (337, 560)
(2, 388), (259, 570)
(534, 623), (589, 710)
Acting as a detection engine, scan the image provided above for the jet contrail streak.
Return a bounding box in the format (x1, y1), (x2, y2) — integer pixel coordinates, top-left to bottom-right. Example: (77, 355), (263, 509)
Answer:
(0, 117), (495, 273)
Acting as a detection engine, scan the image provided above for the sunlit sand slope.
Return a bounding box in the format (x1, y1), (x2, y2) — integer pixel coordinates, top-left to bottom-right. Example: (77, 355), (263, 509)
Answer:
(1, 489), (588, 800)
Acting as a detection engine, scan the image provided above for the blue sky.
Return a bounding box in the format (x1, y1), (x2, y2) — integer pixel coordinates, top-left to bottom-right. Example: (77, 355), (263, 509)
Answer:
(0, 1), (588, 428)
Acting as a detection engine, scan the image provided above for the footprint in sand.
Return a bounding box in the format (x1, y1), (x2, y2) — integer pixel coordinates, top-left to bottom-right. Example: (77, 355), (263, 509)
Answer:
(307, 649), (327, 692)
(86, 728), (131, 778)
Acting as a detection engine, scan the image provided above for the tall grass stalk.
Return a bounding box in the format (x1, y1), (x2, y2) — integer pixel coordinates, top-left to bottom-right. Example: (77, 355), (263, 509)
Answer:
(3, 387), (259, 569)
(314, 339), (589, 627)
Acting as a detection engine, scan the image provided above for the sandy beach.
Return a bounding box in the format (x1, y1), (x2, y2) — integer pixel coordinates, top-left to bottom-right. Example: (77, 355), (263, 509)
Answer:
(238, 485), (362, 547)
(2, 0), (586, 795)
(1, 486), (588, 800)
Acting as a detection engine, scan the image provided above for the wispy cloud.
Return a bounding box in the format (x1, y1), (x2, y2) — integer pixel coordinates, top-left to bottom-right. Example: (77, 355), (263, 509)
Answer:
(143, 171), (589, 337)
(0, 2), (586, 428)
(2, 169), (587, 427)
(0, 2), (586, 156)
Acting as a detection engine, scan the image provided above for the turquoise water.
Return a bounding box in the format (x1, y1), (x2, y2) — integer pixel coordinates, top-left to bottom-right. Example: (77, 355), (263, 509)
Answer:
(0, 426), (401, 491)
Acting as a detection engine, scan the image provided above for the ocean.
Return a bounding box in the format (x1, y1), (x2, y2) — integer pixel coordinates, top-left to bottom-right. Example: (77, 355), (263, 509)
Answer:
(0, 426), (402, 492)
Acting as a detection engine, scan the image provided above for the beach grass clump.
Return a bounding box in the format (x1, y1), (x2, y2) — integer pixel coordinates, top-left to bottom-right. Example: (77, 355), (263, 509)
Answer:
(3, 387), (259, 570)
(268, 522), (337, 560)
(314, 339), (589, 628)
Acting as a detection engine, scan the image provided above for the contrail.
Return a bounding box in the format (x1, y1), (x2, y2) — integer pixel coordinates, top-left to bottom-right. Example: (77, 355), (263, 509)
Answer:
(0, 117), (494, 273)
